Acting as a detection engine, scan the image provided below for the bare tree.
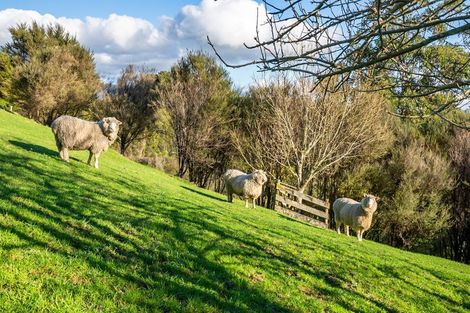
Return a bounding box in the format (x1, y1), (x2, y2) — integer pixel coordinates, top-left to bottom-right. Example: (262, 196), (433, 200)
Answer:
(95, 65), (158, 155)
(234, 77), (391, 193)
(208, 0), (470, 127)
(157, 52), (234, 187)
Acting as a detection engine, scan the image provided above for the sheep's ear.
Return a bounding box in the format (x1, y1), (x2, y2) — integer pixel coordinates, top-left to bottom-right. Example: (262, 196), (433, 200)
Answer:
(363, 193), (367, 198)
(117, 120), (122, 125)
(375, 196), (381, 202)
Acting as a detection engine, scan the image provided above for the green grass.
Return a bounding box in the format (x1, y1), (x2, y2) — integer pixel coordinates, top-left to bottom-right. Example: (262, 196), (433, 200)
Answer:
(0, 109), (468, 313)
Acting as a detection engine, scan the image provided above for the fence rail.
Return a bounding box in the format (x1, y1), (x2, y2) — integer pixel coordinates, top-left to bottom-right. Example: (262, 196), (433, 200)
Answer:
(275, 182), (329, 228)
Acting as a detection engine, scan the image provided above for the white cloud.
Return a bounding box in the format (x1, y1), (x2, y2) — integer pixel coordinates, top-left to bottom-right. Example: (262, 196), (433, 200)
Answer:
(0, 9), (57, 44)
(81, 14), (164, 53)
(94, 52), (113, 65)
(176, 0), (268, 48)
(0, 1), (273, 85)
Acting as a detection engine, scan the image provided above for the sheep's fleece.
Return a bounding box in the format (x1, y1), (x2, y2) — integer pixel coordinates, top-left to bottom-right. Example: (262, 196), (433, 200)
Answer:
(223, 169), (268, 208)
(51, 115), (121, 169)
(333, 194), (379, 241)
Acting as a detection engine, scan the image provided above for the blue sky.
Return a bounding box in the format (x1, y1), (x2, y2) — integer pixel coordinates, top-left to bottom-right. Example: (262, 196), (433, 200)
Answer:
(0, 0), (266, 88)
(0, 1), (200, 20)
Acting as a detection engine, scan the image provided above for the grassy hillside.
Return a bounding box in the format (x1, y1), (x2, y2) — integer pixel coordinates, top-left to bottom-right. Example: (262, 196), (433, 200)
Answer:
(0, 110), (468, 313)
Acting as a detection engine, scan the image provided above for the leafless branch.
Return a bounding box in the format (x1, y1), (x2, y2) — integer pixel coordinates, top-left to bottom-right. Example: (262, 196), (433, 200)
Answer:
(209, 0), (470, 127)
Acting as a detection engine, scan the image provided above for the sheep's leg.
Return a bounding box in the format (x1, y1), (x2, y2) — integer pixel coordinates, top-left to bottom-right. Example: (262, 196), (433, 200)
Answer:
(55, 140), (62, 155)
(345, 226), (350, 237)
(64, 148), (69, 162)
(358, 230), (364, 241)
(227, 190), (232, 203)
(336, 222), (341, 234)
(245, 199), (248, 208)
(60, 148), (69, 162)
(94, 152), (101, 169)
(252, 198), (256, 209)
(87, 151), (93, 166)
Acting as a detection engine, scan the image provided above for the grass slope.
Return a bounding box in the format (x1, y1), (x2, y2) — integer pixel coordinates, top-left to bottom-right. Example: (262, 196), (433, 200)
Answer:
(0, 110), (468, 313)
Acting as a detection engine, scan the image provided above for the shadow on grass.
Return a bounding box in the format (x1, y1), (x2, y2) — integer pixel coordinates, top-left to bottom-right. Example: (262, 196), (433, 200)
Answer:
(9, 140), (57, 157)
(181, 185), (226, 203)
(9, 139), (83, 163)
(0, 144), (294, 312)
(0, 138), (467, 312)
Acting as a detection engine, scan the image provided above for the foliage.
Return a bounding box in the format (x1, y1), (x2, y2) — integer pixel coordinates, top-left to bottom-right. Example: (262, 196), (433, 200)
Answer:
(94, 65), (158, 154)
(122, 108), (178, 175)
(338, 127), (454, 251)
(123, 107), (176, 162)
(442, 129), (470, 263)
(381, 141), (453, 250)
(1, 109), (469, 312)
(157, 51), (236, 187)
(0, 51), (13, 109)
(390, 45), (470, 127)
(5, 22), (100, 124)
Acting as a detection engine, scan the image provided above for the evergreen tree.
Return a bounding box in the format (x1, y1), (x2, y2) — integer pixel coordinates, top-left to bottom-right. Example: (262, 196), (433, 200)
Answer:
(5, 22), (100, 124)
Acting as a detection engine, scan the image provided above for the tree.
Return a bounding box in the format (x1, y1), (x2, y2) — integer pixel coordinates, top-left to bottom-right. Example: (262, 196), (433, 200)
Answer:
(229, 91), (285, 208)
(389, 45), (470, 128)
(158, 51), (235, 187)
(445, 128), (470, 263)
(209, 0), (470, 127)
(0, 52), (13, 109)
(379, 141), (452, 250)
(95, 65), (158, 155)
(336, 123), (454, 250)
(5, 22), (100, 124)
(235, 77), (391, 193)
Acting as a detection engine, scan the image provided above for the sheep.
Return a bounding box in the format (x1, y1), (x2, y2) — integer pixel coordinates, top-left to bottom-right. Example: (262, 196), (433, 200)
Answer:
(332, 194), (379, 241)
(51, 115), (121, 169)
(223, 169), (268, 208)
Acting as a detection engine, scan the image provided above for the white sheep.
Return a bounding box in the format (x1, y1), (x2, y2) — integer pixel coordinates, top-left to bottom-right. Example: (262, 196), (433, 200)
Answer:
(51, 115), (121, 169)
(223, 169), (268, 208)
(332, 194), (379, 241)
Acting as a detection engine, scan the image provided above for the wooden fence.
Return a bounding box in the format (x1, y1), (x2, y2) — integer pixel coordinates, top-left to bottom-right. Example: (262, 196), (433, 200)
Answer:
(275, 181), (329, 228)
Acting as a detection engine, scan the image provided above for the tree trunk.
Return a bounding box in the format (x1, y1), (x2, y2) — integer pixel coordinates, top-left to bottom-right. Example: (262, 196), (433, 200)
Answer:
(120, 139), (127, 155)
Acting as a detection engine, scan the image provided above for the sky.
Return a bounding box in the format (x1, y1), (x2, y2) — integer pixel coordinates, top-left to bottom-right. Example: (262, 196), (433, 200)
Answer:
(0, 0), (271, 88)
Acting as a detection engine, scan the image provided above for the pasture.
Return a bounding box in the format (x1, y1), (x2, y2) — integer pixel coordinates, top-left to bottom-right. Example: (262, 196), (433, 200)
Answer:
(0, 109), (469, 312)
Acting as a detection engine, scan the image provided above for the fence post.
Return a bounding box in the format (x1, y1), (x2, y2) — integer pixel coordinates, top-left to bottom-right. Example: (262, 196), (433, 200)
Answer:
(274, 181), (329, 228)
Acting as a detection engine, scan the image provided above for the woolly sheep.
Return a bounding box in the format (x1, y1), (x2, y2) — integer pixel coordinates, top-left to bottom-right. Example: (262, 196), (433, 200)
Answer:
(223, 169), (268, 208)
(51, 115), (121, 169)
(332, 194), (379, 241)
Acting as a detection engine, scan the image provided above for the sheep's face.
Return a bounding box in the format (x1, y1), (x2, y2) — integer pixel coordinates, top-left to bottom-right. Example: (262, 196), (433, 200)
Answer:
(253, 170), (268, 185)
(361, 194), (379, 213)
(102, 117), (122, 137)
